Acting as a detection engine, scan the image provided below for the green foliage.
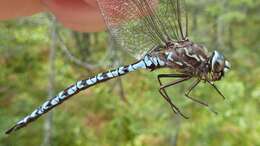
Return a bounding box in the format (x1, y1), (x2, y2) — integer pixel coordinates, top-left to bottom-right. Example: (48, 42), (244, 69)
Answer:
(0, 0), (259, 146)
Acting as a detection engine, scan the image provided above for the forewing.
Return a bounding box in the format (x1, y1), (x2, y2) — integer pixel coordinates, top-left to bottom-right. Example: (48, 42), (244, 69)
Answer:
(97, 0), (189, 59)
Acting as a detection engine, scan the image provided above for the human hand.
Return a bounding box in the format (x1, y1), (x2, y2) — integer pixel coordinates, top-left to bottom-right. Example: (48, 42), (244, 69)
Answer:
(0, 0), (158, 32)
(0, 0), (106, 32)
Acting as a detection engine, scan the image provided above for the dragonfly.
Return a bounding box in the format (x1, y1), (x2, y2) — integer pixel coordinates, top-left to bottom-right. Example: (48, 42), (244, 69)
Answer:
(6, 0), (231, 134)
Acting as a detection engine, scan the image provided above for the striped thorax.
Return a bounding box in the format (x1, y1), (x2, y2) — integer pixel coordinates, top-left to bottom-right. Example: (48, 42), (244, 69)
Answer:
(150, 39), (230, 81)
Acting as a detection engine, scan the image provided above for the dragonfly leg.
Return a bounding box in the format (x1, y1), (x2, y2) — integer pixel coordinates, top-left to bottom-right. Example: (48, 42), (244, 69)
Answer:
(207, 80), (226, 100)
(185, 79), (218, 115)
(185, 79), (208, 106)
(158, 75), (191, 119)
(158, 89), (177, 114)
(157, 74), (188, 85)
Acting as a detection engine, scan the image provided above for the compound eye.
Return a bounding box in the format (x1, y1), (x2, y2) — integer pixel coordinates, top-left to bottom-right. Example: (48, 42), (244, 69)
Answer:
(213, 60), (224, 73)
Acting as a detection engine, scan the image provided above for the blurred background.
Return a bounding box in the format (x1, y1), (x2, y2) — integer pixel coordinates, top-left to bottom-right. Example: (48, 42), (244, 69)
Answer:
(0, 0), (259, 146)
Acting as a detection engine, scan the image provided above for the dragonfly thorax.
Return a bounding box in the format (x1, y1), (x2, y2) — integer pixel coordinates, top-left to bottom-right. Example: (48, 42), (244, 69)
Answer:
(151, 40), (230, 82)
(157, 40), (209, 72)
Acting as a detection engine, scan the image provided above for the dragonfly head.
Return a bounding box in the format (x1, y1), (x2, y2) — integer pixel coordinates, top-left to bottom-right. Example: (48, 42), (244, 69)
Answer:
(209, 51), (231, 81)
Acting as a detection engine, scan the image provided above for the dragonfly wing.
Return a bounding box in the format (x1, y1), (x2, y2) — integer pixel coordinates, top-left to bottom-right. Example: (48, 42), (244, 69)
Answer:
(96, 0), (189, 59)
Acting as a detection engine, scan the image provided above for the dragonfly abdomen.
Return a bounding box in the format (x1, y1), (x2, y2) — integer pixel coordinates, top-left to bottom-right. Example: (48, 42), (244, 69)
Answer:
(5, 55), (165, 134)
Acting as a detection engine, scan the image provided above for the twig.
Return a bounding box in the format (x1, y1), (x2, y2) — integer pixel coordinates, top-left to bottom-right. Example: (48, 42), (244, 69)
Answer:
(56, 29), (116, 71)
(117, 77), (129, 104)
(171, 117), (181, 146)
(57, 35), (97, 71)
(42, 14), (56, 146)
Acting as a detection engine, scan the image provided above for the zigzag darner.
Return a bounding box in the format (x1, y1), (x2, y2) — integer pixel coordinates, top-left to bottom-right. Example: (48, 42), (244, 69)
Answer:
(6, 0), (231, 134)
